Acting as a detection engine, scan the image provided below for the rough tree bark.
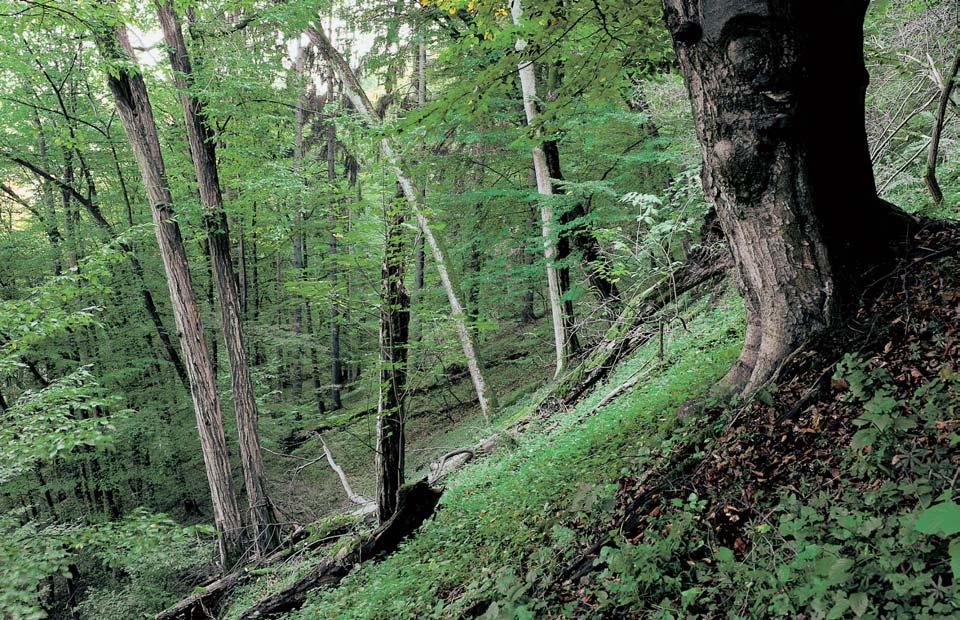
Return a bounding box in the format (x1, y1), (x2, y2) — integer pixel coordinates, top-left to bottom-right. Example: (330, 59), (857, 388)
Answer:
(510, 0), (568, 378)
(662, 0), (914, 393)
(376, 188), (410, 523)
(306, 25), (498, 420)
(156, 1), (280, 558)
(93, 20), (245, 569)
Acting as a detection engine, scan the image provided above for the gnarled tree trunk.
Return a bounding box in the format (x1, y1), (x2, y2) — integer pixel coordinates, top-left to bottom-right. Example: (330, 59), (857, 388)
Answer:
(662, 0), (913, 393)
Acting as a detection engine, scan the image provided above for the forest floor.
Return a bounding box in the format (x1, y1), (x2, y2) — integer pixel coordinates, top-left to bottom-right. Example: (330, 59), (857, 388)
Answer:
(192, 230), (959, 619)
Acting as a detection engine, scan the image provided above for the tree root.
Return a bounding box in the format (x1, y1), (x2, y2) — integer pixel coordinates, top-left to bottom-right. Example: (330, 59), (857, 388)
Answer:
(238, 480), (443, 619)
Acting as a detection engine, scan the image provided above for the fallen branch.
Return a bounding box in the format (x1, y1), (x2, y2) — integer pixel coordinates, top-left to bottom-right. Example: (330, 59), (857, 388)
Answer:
(238, 480), (443, 619)
(544, 248), (731, 415)
(317, 438), (373, 507)
(158, 433), (495, 620)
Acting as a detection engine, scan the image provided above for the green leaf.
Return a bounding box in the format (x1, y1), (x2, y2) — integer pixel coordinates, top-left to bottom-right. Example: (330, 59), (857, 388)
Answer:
(715, 546), (734, 563)
(915, 501), (960, 536)
(849, 592), (869, 616)
(950, 539), (960, 581)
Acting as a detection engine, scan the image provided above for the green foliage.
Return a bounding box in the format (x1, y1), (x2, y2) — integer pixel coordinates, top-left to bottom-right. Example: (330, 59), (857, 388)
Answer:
(0, 368), (126, 483)
(265, 293), (743, 619)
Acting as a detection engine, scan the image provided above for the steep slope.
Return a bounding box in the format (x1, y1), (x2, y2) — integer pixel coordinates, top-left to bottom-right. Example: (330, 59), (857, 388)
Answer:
(215, 228), (960, 619)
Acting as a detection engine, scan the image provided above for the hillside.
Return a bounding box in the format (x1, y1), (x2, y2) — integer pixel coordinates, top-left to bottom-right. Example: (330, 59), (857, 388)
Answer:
(0, 1), (957, 619)
(188, 228), (956, 619)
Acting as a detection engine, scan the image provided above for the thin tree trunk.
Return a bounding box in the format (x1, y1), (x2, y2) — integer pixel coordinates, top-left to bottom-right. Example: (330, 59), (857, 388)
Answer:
(327, 67), (344, 411)
(156, 1), (280, 557)
(291, 43), (307, 397)
(414, 34), (427, 295)
(93, 22), (245, 569)
(376, 187), (410, 523)
(32, 112), (63, 276)
(543, 139), (620, 313)
(510, 0), (568, 377)
(307, 25), (498, 420)
(924, 49), (960, 206)
(520, 172), (538, 324)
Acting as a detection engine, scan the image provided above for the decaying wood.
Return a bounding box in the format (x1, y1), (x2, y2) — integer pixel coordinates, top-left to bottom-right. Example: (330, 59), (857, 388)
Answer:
(924, 49), (960, 206)
(154, 527), (314, 620)
(158, 434), (496, 619)
(318, 438), (373, 508)
(428, 433), (501, 485)
(238, 480), (443, 619)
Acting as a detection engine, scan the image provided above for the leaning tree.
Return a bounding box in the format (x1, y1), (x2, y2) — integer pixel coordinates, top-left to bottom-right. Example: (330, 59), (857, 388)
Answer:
(663, 0), (916, 392)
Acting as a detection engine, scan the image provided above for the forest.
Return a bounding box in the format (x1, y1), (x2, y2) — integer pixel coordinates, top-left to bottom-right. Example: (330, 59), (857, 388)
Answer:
(0, 0), (958, 617)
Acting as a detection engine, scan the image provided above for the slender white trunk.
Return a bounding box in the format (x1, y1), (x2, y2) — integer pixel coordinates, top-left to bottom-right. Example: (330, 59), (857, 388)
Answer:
(510, 0), (567, 378)
(305, 26), (497, 420)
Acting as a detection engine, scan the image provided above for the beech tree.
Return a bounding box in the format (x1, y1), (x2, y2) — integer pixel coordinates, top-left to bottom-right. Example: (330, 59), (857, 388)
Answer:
(510, 0), (569, 378)
(663, 0), (915, 393)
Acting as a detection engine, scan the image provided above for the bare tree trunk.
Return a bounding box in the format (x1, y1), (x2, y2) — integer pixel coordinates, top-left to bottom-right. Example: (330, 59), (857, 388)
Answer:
(290, 44), (307, 397)
(156, 1), (280, 557)
(662, 0), (913, 393)
(510, 0), (568, 378)
(94, 21), (245, 569)
(414, 34), (427, 295)
(376, 187), (410, 523)
(307, 25), (498, 420)
(327, 67), (344, 411)
(924, 49), (960, 206)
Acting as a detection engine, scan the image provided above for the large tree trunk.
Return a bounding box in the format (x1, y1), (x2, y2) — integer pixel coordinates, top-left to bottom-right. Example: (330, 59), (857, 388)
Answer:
(156, 1), (280, 558)
(510, 0), (568, 378)
(307, 25), (498, 420)
(94, 22), (246, 569)
(662, 0), (913, 393)
(376, 188), (410, 523)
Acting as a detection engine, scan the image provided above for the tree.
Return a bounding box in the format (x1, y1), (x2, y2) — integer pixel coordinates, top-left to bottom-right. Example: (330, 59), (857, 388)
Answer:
(92, 19), (245, 569)
(155, 0), (279, 558)
(510, 0), (569, 378)
(375, 187), (410, 523)
(306, 24), (499, 420)
(662, 0), (914, 393)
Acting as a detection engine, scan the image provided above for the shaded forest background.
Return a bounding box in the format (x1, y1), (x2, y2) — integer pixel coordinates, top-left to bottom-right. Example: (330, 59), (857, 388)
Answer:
(0, 0), (957, 617)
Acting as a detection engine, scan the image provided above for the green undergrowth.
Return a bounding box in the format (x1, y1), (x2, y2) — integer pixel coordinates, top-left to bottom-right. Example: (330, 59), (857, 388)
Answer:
(226, 255), (960, 619)
(219, 290), (745, 618)
(571, 354), (960, 619)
